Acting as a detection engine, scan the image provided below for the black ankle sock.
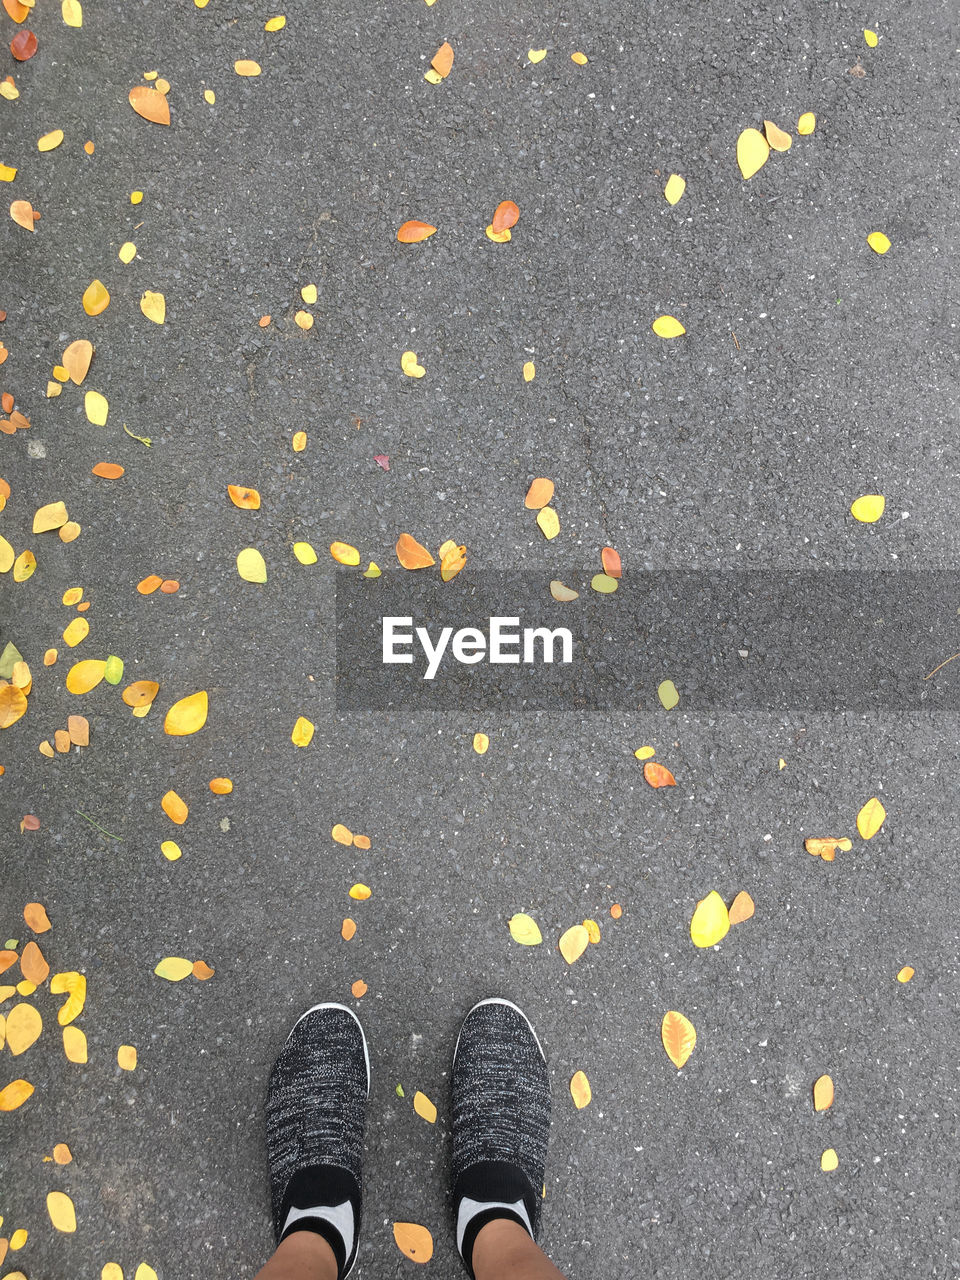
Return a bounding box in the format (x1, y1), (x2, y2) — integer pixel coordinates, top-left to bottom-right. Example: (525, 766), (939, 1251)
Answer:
(278, 1165), (360, 1279)
(454, 1160), (538, 1278)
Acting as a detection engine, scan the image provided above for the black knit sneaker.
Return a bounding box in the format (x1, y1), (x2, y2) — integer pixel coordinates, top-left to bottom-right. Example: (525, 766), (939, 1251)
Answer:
(266, 1002), (370, 1279)
(451, 997), (551, 1277)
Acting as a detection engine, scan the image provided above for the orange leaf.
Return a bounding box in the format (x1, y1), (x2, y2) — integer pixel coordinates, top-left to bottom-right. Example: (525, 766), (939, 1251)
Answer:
(0, 949), (17, 974)
(209, 777), (233, 795)
(137, 574), (162, 595)
(129, 84), (171, 125)
(341, 918), (357, 941)
(332, 823), (354, 845)
(643, 761), (676, 788)
(62, 339), (93, 384)
(160, 579), (180, 593)
(353, 834), (371, 850)
(10, 199), (36, 231)
(3, 0), (30, 21)
(0, 685), (27, 728)
(728, 890), (755, 924)
(610, 902), (622, 919)
(804, 837), (851, 861)
(431, 41), (454, 77)
(661, 1010), (697, 1069)
(396, 220), (437, 244)
(351, 979), (368, 998)
(67, 715), (89, 745)
(192, 960), (215, 980)
(24, 902), (51, 933)
(813, 1074), (834, 1112)
(122, 679), (159, 707)
(227, 484), (261, 509)
(396, 532), (435, 569)
(20, 940), (49, 985)
(161, 790), (188, 824)
(0, 1078), (34, 1110)
(601, 546), (622, 578)
(393, 1223), (434, 1264)
(492, 200), (520, 233)
(524, 477), (554, 509)
(91, 462), (124, 479)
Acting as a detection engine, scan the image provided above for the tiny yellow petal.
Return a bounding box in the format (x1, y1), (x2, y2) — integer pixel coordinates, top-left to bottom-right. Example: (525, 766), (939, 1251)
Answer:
(265, 14), (286, 30)
(797, 112), (816, 135)
(864, 28), (878, 47)
(528, 48), (547, 63)
(850, 494), (885, 523)
(867, 231), (891, 255)
(897, 965), (914, 983)
(522, 360), (535, 382)
(634, 745), (655, 760)
(571, 51), (588, 65)
(131, 190), (144, 204)
(204, 89), (216, 104)
(473, 732), (489, 754)
(821, 1148), (839, 1172)
(663, 173), (685, 205)
(38, 129), (65, 152)
(118, 241), (137, 263)
(161, 840), (182, 861)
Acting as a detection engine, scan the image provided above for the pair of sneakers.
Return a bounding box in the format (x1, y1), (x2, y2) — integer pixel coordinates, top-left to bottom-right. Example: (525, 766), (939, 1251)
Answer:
(267, 997), (551, 1278)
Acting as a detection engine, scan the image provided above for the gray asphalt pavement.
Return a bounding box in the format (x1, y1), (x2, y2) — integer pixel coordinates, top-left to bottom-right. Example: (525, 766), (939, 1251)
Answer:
(3, 1), (960, 1278)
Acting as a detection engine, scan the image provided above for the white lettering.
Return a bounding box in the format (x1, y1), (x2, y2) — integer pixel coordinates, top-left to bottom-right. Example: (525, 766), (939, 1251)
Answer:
(417, 626), (453, 681)
(489, 616), (521, 663)
(523, 626), (573, 664)
(382, 617), (414, 664)
(451, 627), (487, 664)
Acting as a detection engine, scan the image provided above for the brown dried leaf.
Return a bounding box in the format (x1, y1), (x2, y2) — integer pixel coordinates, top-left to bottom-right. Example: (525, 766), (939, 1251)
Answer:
(129, 85), (170, 125)
(67, 714), (88, 746)
(728, 890), (755, 924)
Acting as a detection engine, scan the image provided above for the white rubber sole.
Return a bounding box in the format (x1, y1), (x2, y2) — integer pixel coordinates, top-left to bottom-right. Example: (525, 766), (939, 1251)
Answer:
(288, 1001), (371, 1095)
(453, 996), (546, 1066)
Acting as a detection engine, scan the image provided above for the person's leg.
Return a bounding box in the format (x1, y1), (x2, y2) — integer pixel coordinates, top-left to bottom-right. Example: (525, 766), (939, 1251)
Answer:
(450, 997), (569, 1280)
(258, 1002), (370, 1280)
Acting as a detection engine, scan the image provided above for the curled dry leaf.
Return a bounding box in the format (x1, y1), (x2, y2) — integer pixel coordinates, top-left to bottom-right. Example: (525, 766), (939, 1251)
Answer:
(492, 200), (520, 233)
(51, 971), (86, 1024)
(129, 85), (170, 124)
(661, 1010), (696, 1069)
(397, 220), (437, 243)
(813, 1074), (834, 1112)
(396, 533), (435, 569)
(643, 761), (675, 788)
(570, 1069), (592, 1109)
(393, 1222), (434, 1264)
(228, 484), (261, 509)
(805, 837), (852, 862)
(728, 890), (755, 924)
(524, 477), (554, 509)
(400, 349), (426, 377)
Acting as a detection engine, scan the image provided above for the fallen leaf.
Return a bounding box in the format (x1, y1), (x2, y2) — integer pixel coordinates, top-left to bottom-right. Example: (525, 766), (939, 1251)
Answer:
(473, 732), (489, 754)
(897, 966), (914, 983)
(4, 0), (29, 21)
(13, 549), (36, 582)
(154, 956), (193, 981)
(550, 580), (579, 602)
(657, 679), (679, 709)
(235, 60), (262, 76)
(690, 890), (730, 948)
(856, 796), (886, 840)
(140, 291), (165, 323)
(62, 617), (89, 648)
(82, 279), (110, 316)
(332, 823), (353, 845)
(85, 389), (109, 424)
(129, 84), (170, 123)
(209, 777), (232, 795)
(66, 715), (88, 746)
(413, 1090), (437, 1123)
(353, 835), (371, 850)
(349, 884), (371, 901)
(536, 507), (560, 539)
(528, 48), (547, 63)
(804, 837), (852, 861)
(764, 119), (792, 151)
(5, 1003), (41, 1055)
(393, 1222), (434, 1264)
(164, 690), (208, 736)
(0, 686), (27, 728)
(23, 903), (51, 933)
(55, 729), (71, 752)
(634, 746), (655, 760)
(91, 462), (124, 479)
(294, 310), (314, 330)
(663, 173), (685, 205)
(485, 224), (511, 243)
(583, 918), (601, 944)
(137, 574), (163, 595)
(10, 198), (36, 231)
(51, 971), (86, 1023)
(265, 14), (285, 30)
(661, 1010), (696, 1069)
(0, 1078), (34, 1109)
(117, 1045), (137, 1070)
(236, 547), (267, 582)
(192, 960), (215, 980)
(351, 979), (367, 999)
(652, 314), (685, 338)
(300, 284), (317, 304)
(363, 562), (381, 578)
(0, 536), (12, 573)
(161, 840), (181, 861)
(330, 541), (360, 565)
(10, 28), (37, 60)
(161, 790), (188, 824)
(431, 41), (453, 77)
(492, 200), (520, 233)
(396, 533), (435, 569)
(851, 494), (885, 522)
(104, 655), (123, 683)
(508, 913), (542, 945)
(53, 1142), (72, 1163)
(46, 1191), (77, 1232)
(866, 231), (890, 255)
(291, 716), (314, 747)
(62, 0), (82, 26)
(34, 499), (68, 532)
(601, 547), (622, 578)
(737, 127), (769, 179)
(524, 477), (554, 509)
(397, 220), (437, 243)
(813, 1074), (834, 1112)
(341, 918), (357, 941)
(570, 1069), (592, 1109)
(38, 129), (64, 152)
(643, 761), (675, 788)
(821, 1148), (838, 1172)
(591, 573), (617, 593)
(559, 924), (589, 964)
(20, 941), (49, 984)
(797, 111), (816, 135)
(571, 51), (588, 65)
(400, 349), (426, 378)
(864, 27), (878, 47)
(292, 431), (307, 452)
(523, 360), (535, 381)
(728, 890), (755, 924)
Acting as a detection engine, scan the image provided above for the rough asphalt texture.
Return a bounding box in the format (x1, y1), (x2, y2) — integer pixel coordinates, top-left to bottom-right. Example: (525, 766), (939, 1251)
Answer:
(4, 1), (960, 1278)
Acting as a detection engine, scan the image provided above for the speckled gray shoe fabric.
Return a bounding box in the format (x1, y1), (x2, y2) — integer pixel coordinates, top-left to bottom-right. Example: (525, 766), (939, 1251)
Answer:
(452, 998), (551, 1277)
(266, 1002), (369, 1279)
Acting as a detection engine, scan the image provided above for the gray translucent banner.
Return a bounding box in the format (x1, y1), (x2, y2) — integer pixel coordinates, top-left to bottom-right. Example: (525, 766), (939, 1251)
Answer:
(334, 571), (960, 711)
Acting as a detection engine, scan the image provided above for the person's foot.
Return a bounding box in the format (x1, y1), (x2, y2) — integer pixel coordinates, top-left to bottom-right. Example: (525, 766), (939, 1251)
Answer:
(451, 997), (551, 1278)
(266, 1002), (370, 1279)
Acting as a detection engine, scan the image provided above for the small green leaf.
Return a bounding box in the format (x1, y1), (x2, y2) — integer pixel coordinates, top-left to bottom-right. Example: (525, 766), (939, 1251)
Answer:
(104, 655), (124, 685)
(0, 641), (24, 678)
(657, 679), (679, 710)
(396, 1083), (405, 1097)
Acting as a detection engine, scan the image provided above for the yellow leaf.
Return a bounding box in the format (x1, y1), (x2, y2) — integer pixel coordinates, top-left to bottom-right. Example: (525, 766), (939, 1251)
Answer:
(393, 1222), (434, 1263)
(66, 659), (106, 694)
(47, 1190), (77, 1233)
(571, 51), (588, 65)
(583, 918), (600, 944)
(424, 68), (443, 84)
(663, 173), (685, 205)
(690, 890), (730, 948)
(867, 231), (891, 255)
(813, 1073), (834, 1111)
(658, 679), (679, 709)
(821, 1148), (839, 1172)
(131, 190), (144, 203)
(857, 796), (886, 840)
(33, 499), (68, 532)
(13, 550), (36, 581)
(850, 494), (885, 522)
(528, 48), (547, 63)
(5, 1003), (41, 1055)
(82, 279), (110, 316)
(652, 314), (685, 338)
(118, 1044), (137, 1070)
(62, 616), (89, 648)
(51, 971), (86, 1024)
(10, 1227), (28, 1249)
(0, 534), (14, 572)
(634, 745), (655, 760)
(473, 732), (489, 754)
(349, 883), (371, 900)
(294, 310), (314, 330)
(536, 507), (560, 540)
(291, 716), (314, 747)
(523, 360), (536, 381)
(102, 1266), (124, 1280)
(62, 1024), (87, 1063)
(300, 283), (317, 305)
(864, 28), (878, 47)
(161, 790), (188, 824)
(161, 840), (182, 861)
(401, 350), (426, 378)
(265, 14), (286, 30)
(570, 1069), (592, 1108)
(591, 573), (618, 594)
(0, 163), (17, 181)
(237, 547), (267, 582)
(0, 80), (20, 100)
(135, 1266), (159, 1280)
(155, 956), (193, 981)
(508, 913), (542, 945)
(737, 127), (770, 179)
(485, 224), (512, 242)
(413, 1090), (437, 1123)
(293, 541), (317, 564)
(292, 430), (307, 452)
(140, 290), (165, 323)
(804, 837), (852, 860)
(764, 119), (792, 151)
(38, 129), (65, 152)
(330, 541), (360, 565)
(235, 60), (262, 76)
(62, 0), (82, 24)
(332, 823), (353, 845)
(559, 924), (589, 964)
(53, 1142), (73, 1164)
(661, 1010), (696, 1069)
(897, 966), (914, 983)
(164, 690), (208, 736)
(549, 580), (578, 601)
(0, 1078), (34, 1110)
(204, 89), (215, 104)
(363, 562), (381, 578)
(85, 389), (109, 425)
(797, 111), (816, 135)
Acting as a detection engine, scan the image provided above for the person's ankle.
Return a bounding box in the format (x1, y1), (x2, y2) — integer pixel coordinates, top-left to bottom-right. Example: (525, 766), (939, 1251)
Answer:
(471, 1216), (538, 1272)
